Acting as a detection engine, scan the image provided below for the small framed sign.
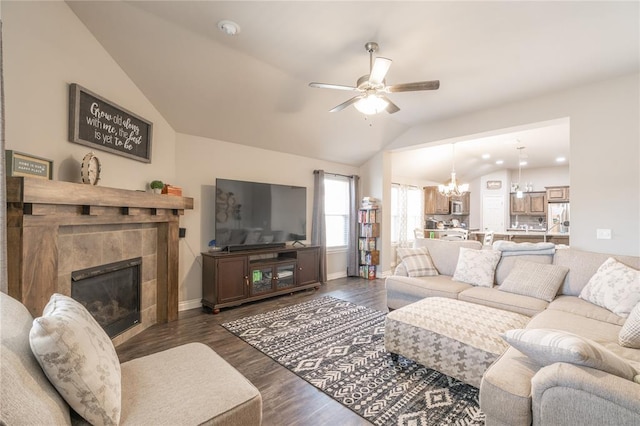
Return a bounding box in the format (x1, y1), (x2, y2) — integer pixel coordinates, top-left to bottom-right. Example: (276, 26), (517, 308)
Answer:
(486, 180), (502, 190)
(69, 83), (153, 163)
(5, 150), (53, 179)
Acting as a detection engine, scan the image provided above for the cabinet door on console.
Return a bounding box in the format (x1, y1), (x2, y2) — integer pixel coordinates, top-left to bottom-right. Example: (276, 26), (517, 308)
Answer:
(216, 257), (249, 303)
(297, 249), (320, 285)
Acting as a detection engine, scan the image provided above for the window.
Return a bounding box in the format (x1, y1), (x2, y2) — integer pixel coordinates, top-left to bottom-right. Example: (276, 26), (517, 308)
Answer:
(324, 176), (350, 248)
(391, 184), (423, 244)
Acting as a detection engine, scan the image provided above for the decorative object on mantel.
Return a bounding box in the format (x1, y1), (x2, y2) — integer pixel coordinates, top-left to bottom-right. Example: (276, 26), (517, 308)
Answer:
(80, 152), (101, 185)
(162, 184), (183, 196)
(5, 150), (53, 179)
(149, 180), (164, 194)
(487, 180), (502, 190)
(438, 143), (469, 197)
(68, 83), (153, 163)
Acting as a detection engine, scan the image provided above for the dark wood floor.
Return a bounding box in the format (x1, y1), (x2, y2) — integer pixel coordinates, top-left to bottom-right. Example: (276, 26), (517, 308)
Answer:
(116, 277), (388, 426)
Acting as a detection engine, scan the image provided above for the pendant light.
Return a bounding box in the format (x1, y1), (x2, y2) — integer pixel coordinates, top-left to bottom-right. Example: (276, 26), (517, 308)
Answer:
(515, 146), (525, 199)
(438, 144), (469, 197)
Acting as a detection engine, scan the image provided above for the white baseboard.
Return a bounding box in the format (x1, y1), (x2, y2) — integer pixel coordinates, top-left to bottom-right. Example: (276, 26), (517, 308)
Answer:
(179, 298), (203, 312)
(327, 271), (347, 281)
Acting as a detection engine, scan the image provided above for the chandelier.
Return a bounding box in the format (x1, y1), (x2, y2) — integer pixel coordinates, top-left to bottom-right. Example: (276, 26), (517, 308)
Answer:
(438, 144), (469, 197)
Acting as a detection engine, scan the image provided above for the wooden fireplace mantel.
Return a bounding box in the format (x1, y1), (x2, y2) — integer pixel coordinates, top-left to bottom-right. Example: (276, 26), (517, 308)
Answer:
(6, 177), (194, 322)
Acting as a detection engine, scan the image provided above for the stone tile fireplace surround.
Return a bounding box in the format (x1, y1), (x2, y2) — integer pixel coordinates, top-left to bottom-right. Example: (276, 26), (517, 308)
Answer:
(6, 177), (193, 346)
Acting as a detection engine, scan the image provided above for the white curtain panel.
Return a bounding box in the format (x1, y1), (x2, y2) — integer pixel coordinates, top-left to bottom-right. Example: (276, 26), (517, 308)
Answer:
(346, 175), (360, 277)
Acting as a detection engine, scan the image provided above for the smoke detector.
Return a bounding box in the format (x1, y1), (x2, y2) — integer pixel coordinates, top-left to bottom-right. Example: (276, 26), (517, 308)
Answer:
(217, 20), (240, 36)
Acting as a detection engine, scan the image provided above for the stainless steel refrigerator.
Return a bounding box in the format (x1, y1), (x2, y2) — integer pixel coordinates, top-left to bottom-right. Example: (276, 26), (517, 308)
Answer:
(548, 202), (570, 233)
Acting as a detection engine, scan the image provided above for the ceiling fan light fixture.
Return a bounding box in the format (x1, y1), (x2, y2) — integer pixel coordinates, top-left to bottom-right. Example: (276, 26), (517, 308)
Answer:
(354, 94), (388, 115)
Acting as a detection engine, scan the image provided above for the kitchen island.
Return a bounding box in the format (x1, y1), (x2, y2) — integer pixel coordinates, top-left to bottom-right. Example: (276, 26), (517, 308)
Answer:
(470, 230), (569, 245)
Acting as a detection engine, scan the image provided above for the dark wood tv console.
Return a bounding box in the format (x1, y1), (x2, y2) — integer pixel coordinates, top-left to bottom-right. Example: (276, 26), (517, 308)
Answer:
(201, 245), (321, 313)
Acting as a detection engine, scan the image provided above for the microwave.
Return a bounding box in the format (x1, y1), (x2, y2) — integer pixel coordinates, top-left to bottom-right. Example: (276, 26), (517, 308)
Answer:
(450, 200), (463, 214)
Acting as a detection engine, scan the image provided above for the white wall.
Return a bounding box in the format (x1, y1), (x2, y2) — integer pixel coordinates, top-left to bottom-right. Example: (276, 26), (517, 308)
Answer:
(3, 1), (176, 189)
(174, 133), (358, 307)
(385, 73), (639, 256)
(508, 166), (570, 192)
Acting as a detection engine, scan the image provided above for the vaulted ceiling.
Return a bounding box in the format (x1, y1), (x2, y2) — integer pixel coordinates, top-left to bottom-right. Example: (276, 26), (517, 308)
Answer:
(67, 1), (638, 180)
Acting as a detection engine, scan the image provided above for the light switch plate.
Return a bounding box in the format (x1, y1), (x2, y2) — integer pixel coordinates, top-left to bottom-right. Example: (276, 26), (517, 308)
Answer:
(596, 229), (612, 239)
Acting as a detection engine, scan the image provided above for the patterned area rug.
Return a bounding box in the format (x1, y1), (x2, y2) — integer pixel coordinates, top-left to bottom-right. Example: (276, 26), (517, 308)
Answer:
(222, 296), (485, 425)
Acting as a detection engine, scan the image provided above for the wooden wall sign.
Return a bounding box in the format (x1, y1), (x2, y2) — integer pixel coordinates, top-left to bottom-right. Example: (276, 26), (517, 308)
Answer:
(486, 180), (502, 190)
(5, 150), (53, 179)
(69, 83), (153, 163)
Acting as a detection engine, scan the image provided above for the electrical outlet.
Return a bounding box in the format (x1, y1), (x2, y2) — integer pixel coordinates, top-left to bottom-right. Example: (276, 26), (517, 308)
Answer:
(596, 229), (611, 240)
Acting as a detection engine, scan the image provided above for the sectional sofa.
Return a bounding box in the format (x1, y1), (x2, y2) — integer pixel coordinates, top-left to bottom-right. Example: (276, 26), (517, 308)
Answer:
(385, 238), (640, 425)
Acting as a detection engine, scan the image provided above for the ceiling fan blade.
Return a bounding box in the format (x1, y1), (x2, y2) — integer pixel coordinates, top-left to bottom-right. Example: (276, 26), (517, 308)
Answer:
(381, 96), (400, 114)
(387, 80), (440, 93)
(309, 82), (359, 91)
(329, 96), (362, 113)
(369, 57), (392, 85)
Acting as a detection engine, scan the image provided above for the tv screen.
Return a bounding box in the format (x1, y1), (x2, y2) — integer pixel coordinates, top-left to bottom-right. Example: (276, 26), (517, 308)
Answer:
(215, 178), (307, 249)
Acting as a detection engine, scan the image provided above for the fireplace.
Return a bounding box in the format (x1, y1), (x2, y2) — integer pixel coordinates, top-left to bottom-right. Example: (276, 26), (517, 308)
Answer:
(71, 258), (142, 338)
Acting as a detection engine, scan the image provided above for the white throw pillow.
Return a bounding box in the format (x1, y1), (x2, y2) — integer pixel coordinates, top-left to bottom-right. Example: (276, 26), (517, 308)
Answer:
(619, 303), (640, 348)
(30, 294), (121, 426)
(579, 257), (640, 318)
(499, 260), (569, 302)
(502, 328), (637, 381)
(396, 247), (438, 277)
(452, 247), (501, 287)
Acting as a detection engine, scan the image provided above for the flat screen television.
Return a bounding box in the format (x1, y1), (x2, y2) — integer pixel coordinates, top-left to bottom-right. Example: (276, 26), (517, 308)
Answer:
(215, 178), (307, 250)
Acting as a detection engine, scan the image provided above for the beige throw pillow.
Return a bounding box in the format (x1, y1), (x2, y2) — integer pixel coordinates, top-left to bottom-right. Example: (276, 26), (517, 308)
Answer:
(452, 247), (501, 287)
(396, 247), (439, 277)
(579, 257), (640, 318)
(499, 260), (569, 302)
(502, 328), (638, 381)
(619, 303), (640, 348)
(29, 294), (122, 426)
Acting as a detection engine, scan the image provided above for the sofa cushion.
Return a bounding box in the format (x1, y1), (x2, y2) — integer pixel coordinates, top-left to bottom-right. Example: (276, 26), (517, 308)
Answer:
(619, 303), (640, 349)
(396, 247), (438, 277)
(452, 247), (501, 287)
(458, 287), (548, 317)
(554, 249), (640, 296)
(548, 296), (626, 326)
(579, 257), (640, 318)
(498, 260), (569, 302)
(30, 294), (122, 426)
(501, 328), (638, 381)
(385, 275), (472, 310)
(494, 253), (553, 286)
(0, 292), (71, 426)
(414, 238), (482, 276)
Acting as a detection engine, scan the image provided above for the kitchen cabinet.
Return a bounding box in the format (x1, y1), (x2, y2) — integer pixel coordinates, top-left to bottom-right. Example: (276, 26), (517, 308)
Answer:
(510, 192), (547, 216)
(546, 186), (570, 203)
(424, 186), (450, 215)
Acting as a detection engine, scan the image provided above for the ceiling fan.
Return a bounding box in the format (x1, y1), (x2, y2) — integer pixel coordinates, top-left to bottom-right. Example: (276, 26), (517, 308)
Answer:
(309, 42), (440, 115)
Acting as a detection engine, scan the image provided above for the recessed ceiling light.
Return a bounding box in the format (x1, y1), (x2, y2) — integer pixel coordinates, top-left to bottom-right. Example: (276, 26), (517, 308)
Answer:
(556, 156), (566, 162)
(482, 153), (490, 159)
(495, 160), (504, 165)
(217, 20), (241, 36)
(519, 160), (528, 166)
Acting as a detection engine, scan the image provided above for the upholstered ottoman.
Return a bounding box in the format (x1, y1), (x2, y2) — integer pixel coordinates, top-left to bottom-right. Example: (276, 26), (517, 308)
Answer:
(384, 297), (530, 387)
